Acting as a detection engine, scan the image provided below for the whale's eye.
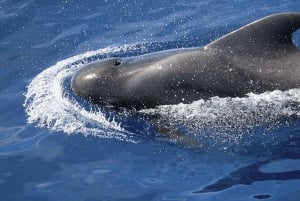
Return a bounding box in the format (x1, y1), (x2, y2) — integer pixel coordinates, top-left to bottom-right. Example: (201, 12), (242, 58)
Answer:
(113, 59), (121, 66)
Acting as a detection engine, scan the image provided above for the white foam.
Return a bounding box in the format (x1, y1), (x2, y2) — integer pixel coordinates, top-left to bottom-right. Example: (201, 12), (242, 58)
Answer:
(24, 45), (140, 142)
(144, 89), (300, 126)
(140, 89), (300, 146)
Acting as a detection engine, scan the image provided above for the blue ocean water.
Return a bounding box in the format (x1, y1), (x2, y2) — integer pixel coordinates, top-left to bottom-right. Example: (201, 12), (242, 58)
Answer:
(1, 0), (300, 200)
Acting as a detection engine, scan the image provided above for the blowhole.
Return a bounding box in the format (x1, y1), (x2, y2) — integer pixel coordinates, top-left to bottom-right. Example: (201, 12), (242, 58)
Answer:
(292, 29), (300, 48)
(114, 59), (122, 66)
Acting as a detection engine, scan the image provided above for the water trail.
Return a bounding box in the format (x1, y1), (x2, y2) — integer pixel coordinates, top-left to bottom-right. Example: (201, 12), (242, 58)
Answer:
(24, 45), (142, 142)
(140, 89), (300, 148)
(142, 90), (300, 129)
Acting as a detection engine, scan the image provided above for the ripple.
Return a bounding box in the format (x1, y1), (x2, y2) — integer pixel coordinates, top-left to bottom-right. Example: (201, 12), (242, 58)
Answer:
(259, 159), (300, 173)
(0, 125), (48, 155)
(253, 194), (272, 199)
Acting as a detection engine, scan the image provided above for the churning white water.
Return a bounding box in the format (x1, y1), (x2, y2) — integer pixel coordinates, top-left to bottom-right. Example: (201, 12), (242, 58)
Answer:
(24, 45), (142, 142)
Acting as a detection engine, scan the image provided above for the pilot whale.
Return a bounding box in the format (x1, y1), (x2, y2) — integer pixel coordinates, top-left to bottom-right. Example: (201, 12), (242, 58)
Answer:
(71, 12), (300, 109)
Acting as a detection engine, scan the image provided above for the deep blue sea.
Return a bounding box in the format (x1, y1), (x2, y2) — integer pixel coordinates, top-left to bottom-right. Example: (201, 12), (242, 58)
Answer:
(1, 0), (300, 200)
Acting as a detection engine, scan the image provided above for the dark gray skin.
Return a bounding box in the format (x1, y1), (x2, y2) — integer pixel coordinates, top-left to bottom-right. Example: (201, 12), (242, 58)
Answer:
(71, 12), (300, 109)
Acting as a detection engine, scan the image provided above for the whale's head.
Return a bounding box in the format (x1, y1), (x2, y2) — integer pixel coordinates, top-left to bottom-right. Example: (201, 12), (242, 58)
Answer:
(71, 58), (123, 105)
(70, 49), (206, 109)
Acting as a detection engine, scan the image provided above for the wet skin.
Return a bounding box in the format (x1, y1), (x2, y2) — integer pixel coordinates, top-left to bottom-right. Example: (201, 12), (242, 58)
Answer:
(71, 12), (300, 109)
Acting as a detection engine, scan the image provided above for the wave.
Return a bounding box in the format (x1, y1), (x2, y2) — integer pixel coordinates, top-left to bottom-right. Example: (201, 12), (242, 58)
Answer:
(142, 90), (300, 129)
(140, 89), (300, 149)
(24, 43), (300, 148)
(24, 44), (145, 143)
(0, 125), (48, 155)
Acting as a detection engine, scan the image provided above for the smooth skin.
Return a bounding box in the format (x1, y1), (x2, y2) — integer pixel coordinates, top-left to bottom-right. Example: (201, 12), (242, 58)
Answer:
(71, 12), (300, 109)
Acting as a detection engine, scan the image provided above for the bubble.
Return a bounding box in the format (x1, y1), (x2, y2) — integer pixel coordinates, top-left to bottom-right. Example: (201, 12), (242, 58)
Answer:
(24, 45), (143, 142)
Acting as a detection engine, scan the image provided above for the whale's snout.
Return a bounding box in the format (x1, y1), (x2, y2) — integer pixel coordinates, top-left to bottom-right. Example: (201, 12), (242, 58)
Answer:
(71, 59), (121, 104)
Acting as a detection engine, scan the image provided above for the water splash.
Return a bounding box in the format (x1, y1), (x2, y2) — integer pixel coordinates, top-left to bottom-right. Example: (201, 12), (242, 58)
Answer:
(24, 45), (143, 142)
(143, 90), (300, 128)
(141, 89), (300, 149)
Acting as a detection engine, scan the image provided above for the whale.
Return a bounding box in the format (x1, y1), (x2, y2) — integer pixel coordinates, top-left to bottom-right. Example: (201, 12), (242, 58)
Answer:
(71, 12), (300, 110)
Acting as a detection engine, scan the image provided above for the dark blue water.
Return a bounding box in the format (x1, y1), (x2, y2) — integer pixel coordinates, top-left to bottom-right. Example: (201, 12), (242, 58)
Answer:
(1, 0), (300, 200)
